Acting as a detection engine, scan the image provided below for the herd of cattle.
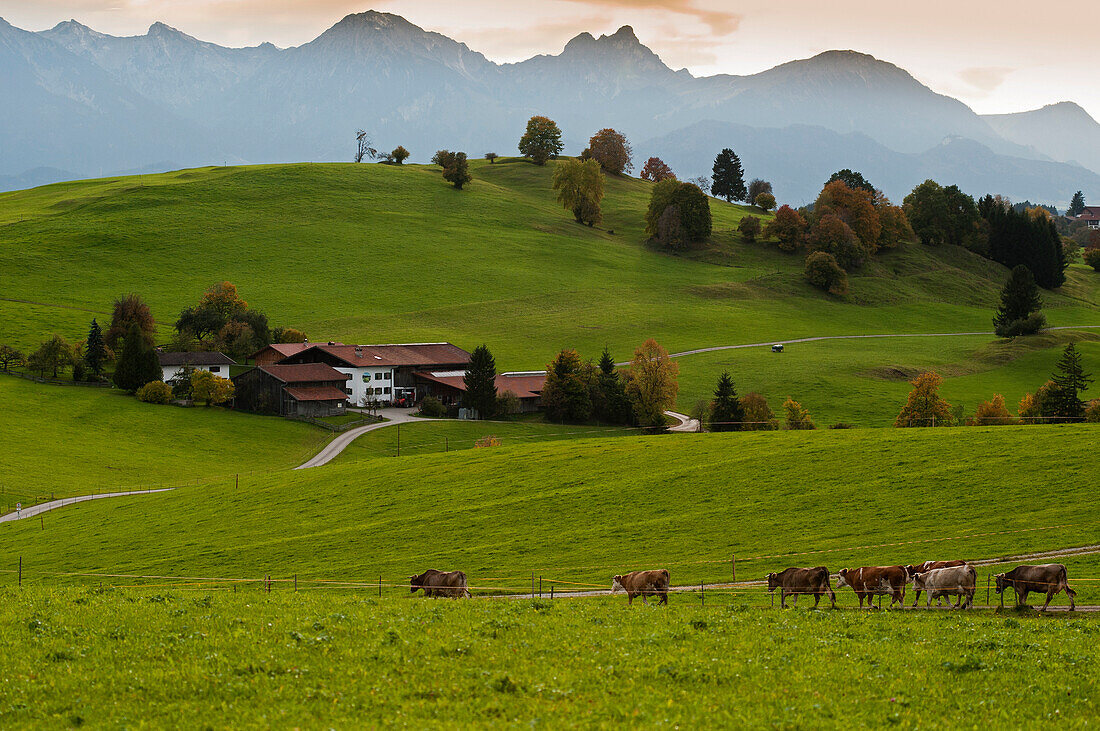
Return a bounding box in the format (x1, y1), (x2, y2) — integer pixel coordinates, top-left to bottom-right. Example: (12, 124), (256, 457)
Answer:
(411, 563), (1080, 610)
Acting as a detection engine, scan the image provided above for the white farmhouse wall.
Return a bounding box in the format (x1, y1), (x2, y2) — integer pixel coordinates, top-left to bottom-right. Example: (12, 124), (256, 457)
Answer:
(162, 364), (229, 383)
(334, 366), (395, 406)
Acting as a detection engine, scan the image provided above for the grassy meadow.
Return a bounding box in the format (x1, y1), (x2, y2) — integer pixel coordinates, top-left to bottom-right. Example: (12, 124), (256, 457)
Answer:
(0, 588), (1096, 727)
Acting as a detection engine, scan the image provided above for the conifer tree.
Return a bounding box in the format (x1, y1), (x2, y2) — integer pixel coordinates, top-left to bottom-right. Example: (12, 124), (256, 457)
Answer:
(993, 265), (1045, 337)
(84, 318), (108, 377)
(1068, 191), (1086, 217)
(1047, 342), (1093, 420)
(113, 323), (160, 392)
(462, 344), (498, 419)
(710, 371), (746, 432)
(711, 148), (747, 203)
(595, 347), (633, 425)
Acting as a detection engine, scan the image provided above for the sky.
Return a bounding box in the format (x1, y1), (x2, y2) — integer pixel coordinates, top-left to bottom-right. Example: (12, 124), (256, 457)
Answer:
(2, 0), (1097, 120)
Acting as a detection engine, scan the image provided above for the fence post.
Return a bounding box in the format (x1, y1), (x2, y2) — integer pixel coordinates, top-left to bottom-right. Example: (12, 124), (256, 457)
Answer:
(397, 424), (401, 457)
(531, 573), (535, 599)
(731, 554), (736, 582)
(539, 576), (542, 598)
(445, 437), (448, 453)
(550, 585), (554, 600)
(294, 574), (298, 592)
(18, 556), (22, 587)
(235, 474), (239, 492)
(701, 581), (705, 607)
(986, 574), (990, 607)
(378, 575), (382, 598)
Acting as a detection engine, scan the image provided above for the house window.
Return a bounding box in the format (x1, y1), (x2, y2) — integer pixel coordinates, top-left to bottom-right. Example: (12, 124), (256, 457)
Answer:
(362, 373), (370, 382)
(384, 387), (391, 394)
(209, 366), (220, 373)
(375, 372), (383, 379)
(345, 388), (353, 395)
(384, 372), (392, 380)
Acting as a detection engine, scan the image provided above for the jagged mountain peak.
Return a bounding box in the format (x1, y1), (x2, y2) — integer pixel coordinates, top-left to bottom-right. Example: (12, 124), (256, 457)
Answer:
(554, 24), (672, 76)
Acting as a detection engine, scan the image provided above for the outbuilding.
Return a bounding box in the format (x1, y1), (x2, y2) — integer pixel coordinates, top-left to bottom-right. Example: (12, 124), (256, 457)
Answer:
(157, 351), (236, 384)
(232, 363), (350, 417)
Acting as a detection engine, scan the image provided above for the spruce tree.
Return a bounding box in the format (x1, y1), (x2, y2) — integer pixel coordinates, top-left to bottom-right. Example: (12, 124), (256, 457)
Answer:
(462, 344), (498, 419)
(84, 318), (107, 377)
(710, 371), (746, 432)
(993, 265), (1044, 337)
(711, 148), (747, 203)
(1048, 342), (1093, 420)
(595, 347), (633, 425)
(1068, 191), (1086, 217)
(113, 323), (160, 392)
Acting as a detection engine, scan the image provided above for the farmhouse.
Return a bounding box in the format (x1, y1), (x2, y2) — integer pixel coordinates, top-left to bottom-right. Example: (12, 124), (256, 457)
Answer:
(1077, 206), (1100, 229)
(250, 341), (343, 366)
(276, 343), (471, 407)
(232, 363), (349, 417)
(414, 370), (547, 413)
(157, 351), (235, 383)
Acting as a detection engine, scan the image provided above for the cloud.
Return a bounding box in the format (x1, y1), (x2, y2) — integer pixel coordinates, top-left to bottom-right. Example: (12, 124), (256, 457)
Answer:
(558, 0), (741, 35)
(958, 66), (1014, 92)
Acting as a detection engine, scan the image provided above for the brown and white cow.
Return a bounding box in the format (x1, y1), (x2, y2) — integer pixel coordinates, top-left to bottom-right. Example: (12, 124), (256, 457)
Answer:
(410, 569), (470, 598)
(995, 564), (1076, 611)
(836, 566), (908, 609)
(766, 567), (836, 609)
(905, 560), (967, 607)
(911, 564), (976, 609)
(611, 569), (670, 605)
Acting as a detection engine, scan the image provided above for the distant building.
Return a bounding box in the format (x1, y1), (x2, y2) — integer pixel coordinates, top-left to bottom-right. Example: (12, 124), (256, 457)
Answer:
(232, 363), (349, 417)
(1078, 206), (1100, 229)
(156, 351), (236, 384)
(414, 371), (546, 413)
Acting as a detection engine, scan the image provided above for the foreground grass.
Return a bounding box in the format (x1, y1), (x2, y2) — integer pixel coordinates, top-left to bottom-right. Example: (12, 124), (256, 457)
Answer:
(3, 426), (1096, 591)
(0, 376), (323, 508)
(0, 588), (1095, 727)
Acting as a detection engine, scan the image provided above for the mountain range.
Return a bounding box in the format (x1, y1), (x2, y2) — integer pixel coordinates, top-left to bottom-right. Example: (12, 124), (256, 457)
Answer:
(2, 11), (1098, 205)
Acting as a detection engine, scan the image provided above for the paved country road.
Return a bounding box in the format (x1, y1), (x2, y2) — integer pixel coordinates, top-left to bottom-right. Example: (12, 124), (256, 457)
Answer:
(0, 489), (174, 523)
(294, 408), (437, 470)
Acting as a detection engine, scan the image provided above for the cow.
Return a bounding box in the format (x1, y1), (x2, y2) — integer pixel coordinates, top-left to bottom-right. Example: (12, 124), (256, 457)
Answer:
(911, 564), (976, 609)
(835, 566), (908, 609)
(611, 569), (670, 605)
(409, 569), (470, 598)
(995, 564), (1076, 611)
(905, 560), (968, 607)
(766, 567), (836, 609)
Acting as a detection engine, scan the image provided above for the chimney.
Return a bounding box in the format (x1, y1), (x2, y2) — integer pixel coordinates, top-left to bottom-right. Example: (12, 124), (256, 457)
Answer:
(355, 347), (363, 358)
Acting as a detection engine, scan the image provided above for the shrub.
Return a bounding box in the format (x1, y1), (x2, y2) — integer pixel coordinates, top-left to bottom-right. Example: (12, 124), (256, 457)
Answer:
(738, 216), (762, 242)
(739, 392), (778, 430)
(418, 395), (447, 418)
(474, 435), (502, 448)
(496, 390), (521, 417)
(1085, 399), (1100, 423)
(804, 251), (849, 295)
(765, 205), (808, 252)
(996, 312), (1047, 338)
(191, 370), (234, 406)
(136, 380), (173, 404)
(1018, 382), (1056, 424)
(1084, 248), (1100, 272)
(828, 422), (855, 429)
(969, 394), (1017, 426)
(754, 193), (776, 212)
(390, 146), (410, 164)
(783, 398), (815, 430)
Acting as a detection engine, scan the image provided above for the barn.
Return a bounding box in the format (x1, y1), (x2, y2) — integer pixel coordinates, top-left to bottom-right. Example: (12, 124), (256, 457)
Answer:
(232, 363), (349, 417)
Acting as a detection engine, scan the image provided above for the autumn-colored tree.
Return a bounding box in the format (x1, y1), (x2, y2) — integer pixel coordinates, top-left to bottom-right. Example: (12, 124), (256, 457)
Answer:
(969, 394), (1017, 426)
(1085, 398), (1100, 423)
(626, 338), (679, 428)
(747, 179), (773, 204)
(106, 293), (157, 350)
(541, 348), (598, 423)
(814, 180), (881, 251)
(390, 146), (410, 164)
(765, 205), (808, 252)
(783, 397), (816, 430)
(876, 202), (915, 249)
(804, 251), (849, 295)
(442, 152), (472, 189)
(136, 380), (173, 405)
(586, 128), (633, 175)
(272, 328), (306, 344)
(739, 392), (778, 430)
(1084, 248), (1100, 272)
(1018, 381), (1056, 424)
(895, 372), (955, 427)
(640, 157), (675, 182)
(754, 192), (776, 212)
(552, 158), (604, 226)
(738, 215), (762, 242)
(518, 116), (563, 165)
(807, 214), (871, 270)
(199, 281), (247, 322)
(190, 369), (235, 406)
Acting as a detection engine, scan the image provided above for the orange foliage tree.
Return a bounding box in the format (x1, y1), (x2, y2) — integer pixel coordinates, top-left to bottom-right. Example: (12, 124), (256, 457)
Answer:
(969, 394), (1017, 426)
(895, 372), (955, 427)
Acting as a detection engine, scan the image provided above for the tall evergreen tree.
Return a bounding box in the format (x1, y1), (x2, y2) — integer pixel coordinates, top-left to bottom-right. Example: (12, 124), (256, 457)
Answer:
(113, 323), (160, 393)
(462, 344), (498, 419)
(993, 265), (1045, 337)
(710, 371), (746, 432)
(84, 318), (107, 376)
(595, 347), (633, 425)
(711, 148), (747, 203)
(1047, 342), (1093, 420)
(1068, 191), (1086, 217)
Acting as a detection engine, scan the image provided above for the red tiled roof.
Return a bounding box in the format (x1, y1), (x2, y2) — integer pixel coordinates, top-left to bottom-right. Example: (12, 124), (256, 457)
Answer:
(413, 371), (546, 399)
(249, 342), (342, 361)
(1079, 207), (1100, 221)
(284, 385), (350, 402)
(257, 363), (348, 384)
(313, 343), (471, 367)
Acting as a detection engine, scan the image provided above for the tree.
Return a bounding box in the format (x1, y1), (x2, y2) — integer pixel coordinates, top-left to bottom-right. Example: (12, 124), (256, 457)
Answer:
(640, 157), (675, 182)
(27, 335), (76, 378)
(982, 201), (1066, 289)
(740, 392), (778, 430)
(518, 116), (563, 165)
(766, 205), (808, 252)
(970, 395), (1017, 426)
(895, 372), (954, 427)
(710, 372), (745, 432)
(0, 344), (24, 372)
(586, 128), (633, 175)
(738, 216), (762, 242)
(175, 281), (267, 348)
(136, 381), (173, 405)
(645, 180), (711, 247)
(272, 327), (306, 344)
(1085, 398), (1100, 423)
(747, 179), (773, 204)
(688, 176), (711, 195)
(754, 193), (776, 212)
(552, 158), (604, 226)
(485, 152), (498, 164)
(904, 180), (984, 250)
(190, 370), (235, 406)
(807, 214), (869, 270)
(84, 318), (108, 376)
(711, 148), (747, 203)
(1068, 191), (1086, 217)
(541, 349), (597, 423)
(594, 347), (633, 425)
(106, 293), (156, 351)
(814, 181), (881, 251)
(1047, 342), (1093, 420)
(462, 345), (498, 419)
(355, 130), (377, 163)
(626, 338), (679, 428)
(390, 146), (410, 165)
(783, 398), (815, 430)
(1084, 248), (1100, 272)
(113, 324), (160, 392)
(876, 202), (915, 249)
(827, 169), (875, 195)
(993, 265), (1045, 337)
(804, 251), (849, 295)
(439, 151), (471, 189)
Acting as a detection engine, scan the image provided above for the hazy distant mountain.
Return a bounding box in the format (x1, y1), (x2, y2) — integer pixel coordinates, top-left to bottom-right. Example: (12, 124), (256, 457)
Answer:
(984, 102), (1100, 176)
(0, 10), (1096, 205)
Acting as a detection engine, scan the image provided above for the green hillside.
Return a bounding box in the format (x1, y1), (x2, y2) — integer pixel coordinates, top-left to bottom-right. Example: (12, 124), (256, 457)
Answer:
(4, 426), (1097, 600)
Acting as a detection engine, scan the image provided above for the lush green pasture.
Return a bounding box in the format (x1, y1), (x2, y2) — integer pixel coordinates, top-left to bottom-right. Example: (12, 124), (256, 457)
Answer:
(674, 330), (1100, 426)
(0, 375), (323, 509)
(0, 588), (1095, 728)
(2, 427), (1096, 594)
